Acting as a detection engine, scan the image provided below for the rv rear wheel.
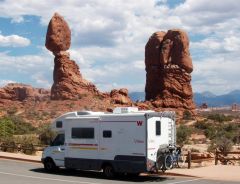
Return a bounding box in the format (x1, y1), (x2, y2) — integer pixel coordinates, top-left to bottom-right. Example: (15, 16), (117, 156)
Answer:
(44, 158), (58, 172)
(103, 165), (115, 178)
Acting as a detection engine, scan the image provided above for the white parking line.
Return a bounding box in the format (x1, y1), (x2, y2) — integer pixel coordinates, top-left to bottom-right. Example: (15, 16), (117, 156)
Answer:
(0, 171), (102, 184)
(166, 178), (202, 184)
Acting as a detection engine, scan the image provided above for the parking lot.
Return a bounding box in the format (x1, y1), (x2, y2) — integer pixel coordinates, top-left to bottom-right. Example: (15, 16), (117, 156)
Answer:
(0, 159), (239, 184)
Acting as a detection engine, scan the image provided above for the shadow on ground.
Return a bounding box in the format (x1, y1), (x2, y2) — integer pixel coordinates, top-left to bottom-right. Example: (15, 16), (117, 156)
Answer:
(30, 168), (173, 182)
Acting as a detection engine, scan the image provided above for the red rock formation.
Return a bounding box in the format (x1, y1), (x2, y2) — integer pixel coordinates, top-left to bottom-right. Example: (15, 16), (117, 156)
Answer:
(45, 13), (133, 105)
(110, 88), (132, 105)
(46, 13), (100, 100)
(0, 83), (49, 101)
(45, 13), (71, 53)
(145, 29), (195, 111)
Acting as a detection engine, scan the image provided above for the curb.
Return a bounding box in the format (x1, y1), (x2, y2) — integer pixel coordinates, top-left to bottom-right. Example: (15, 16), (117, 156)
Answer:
(161, 172), (199, 178)
(0, 155), (41, 164)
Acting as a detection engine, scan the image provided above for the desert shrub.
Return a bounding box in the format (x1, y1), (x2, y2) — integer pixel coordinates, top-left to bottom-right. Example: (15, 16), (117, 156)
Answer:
(194, 120), (209, 130)
(8, 115), (36, 134)
(6, 107), (17, 115)
(183, 110), (192, 120)
(0, 117), (15, 138)
(14, 134), (39, 155)
(207, 114), (233, 123)
(38, 124), (56, 145)
(176, 125), (192, 146)
(204, 126), (217, 140)
(208, 136), (233, 153)
(14, 134), (39, 145)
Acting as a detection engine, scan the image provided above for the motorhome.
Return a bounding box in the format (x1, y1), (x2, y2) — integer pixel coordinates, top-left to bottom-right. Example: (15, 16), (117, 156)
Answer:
(42, 107), (177, 177)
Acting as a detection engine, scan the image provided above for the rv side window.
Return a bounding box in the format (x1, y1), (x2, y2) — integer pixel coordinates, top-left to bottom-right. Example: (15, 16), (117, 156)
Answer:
(103, 130), (112, 138)
(72, 128), (94, 139)
(156, 121), (161, 136)
(52, 134), (65, 146)
(56, 121), (62, 128)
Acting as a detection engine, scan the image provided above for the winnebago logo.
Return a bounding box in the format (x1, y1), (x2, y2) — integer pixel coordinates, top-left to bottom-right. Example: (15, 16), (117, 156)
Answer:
(137, 121), (143, 126)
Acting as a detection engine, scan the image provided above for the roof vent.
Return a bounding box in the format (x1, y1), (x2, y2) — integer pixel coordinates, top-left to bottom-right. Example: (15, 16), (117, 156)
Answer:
(113, 107), (139, 114)
(77, 111), (92, 115)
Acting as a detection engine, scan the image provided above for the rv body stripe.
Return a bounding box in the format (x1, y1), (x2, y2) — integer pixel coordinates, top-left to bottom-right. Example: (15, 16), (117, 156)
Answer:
(68, 143), (98, 146)
(70, 147), (98, 150)
(148, 148), (155, 150)
(99, 121), (140, 123)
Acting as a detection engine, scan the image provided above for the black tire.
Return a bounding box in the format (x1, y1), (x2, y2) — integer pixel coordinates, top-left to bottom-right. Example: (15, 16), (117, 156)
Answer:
(44, 158), (58, 172)
(103, 165), (115, 178)
(157, 155), (164, 170)
(164, 154), (173, 170)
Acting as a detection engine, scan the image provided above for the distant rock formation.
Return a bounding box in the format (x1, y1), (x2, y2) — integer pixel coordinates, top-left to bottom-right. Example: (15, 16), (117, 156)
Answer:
(0, 83), (49, 101)
(45, 13), (100, 100)
(145, 29), (195, 111)
(110, 88), (132, 105)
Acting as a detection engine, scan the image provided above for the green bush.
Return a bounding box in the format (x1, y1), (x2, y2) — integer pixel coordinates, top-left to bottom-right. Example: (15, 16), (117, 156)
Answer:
(204, 126), (217, 140)
(194, 120), (209, 130)
(207, 114), (233, 123)
(0, 117), (15, 138)
(183, 110), (192, 120)
(208, 136), (233, 153)
(9, 115), (36, 134)
(176, 125), (192, 146)
(14, 135), (39, 155)
(38, 124), (56, 145)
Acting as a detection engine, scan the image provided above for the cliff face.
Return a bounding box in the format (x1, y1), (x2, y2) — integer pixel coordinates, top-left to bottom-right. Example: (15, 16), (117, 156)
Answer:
(0, 83), (49, 101)
(145, 29), (195, 111)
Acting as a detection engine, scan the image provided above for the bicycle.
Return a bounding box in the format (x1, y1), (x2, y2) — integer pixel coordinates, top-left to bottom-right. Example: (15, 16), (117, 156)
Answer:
(172, 147), (186, 168)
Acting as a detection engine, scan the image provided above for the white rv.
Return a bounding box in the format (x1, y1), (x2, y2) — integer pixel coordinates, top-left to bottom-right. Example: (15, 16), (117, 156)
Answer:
(42, 107), (177, 177)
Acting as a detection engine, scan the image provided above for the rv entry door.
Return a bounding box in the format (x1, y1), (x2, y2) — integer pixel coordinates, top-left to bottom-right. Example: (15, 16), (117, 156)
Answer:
(51, 133), (65, 167)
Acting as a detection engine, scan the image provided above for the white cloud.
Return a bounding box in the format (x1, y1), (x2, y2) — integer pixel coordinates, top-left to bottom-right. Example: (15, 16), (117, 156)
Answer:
(31, 72), (51, 88)
(0, 79), (16, 87)
(192, 55), (240, 94)
(0, 52), (52, 88)
(0, 0), (239, 95)
(10, 16), (24, 23)
(0, 34), (30, 47)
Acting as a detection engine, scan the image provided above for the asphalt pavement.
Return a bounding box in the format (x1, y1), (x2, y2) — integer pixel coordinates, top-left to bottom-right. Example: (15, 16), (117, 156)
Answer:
(0, 159), (239, 184)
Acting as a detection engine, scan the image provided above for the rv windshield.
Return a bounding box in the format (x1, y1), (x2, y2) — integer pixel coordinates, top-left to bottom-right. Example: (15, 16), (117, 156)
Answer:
(51, 134), (65, 146)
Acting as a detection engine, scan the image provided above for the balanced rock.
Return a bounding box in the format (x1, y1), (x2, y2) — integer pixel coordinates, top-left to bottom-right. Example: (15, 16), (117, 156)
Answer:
(46, 13), (100, 100)
(45, 13), (71, 54)
(145, 29), (195, 111)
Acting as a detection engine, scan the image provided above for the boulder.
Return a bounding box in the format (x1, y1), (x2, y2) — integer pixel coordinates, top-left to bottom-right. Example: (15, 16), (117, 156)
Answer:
(45, 13), (71, 54)
(110, 89), (132, 105)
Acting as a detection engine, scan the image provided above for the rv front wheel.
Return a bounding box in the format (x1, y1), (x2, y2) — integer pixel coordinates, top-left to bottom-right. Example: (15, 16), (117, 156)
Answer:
(103, 165), (115, 178)
(44, 158), (58, 172)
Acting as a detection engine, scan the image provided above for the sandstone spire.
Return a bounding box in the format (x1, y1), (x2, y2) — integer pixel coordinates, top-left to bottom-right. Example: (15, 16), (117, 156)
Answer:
(45, 13), (99, 100)
(145, 29), (195, 111)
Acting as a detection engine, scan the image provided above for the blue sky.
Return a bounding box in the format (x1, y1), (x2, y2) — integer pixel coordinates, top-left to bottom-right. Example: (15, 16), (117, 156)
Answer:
(0, 0), (240, 95)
